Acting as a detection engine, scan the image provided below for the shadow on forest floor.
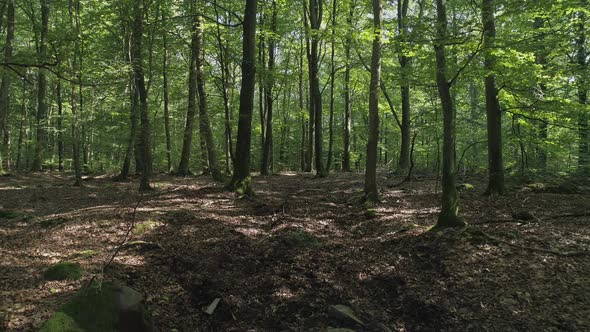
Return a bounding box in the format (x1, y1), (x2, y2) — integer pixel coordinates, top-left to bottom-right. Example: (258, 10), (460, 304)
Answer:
(1, 171), (589, 331)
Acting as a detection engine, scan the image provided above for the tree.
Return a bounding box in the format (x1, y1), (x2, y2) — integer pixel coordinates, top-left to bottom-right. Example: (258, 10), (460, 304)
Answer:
(261, 0), (277, 176)
(131, 0), (152, 191)
(32, 0), (50, 172)
(482, 0), (505, 195)
(0, 0), (14, 172)
(342, 1), (354, 172)
(307, 0), (325, 177)
(364, 0), (383, 202)
(575, 0), (588, 174)
(162, 11), (172, 173)
(434, 0), (465, 228)
(177, 1), (201, 177)
(229, 0), (258, 195)
(397, 0), (411, 172)
(195, 11), (222, 181)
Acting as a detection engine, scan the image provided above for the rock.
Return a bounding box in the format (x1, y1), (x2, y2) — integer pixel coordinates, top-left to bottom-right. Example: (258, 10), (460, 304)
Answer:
(203, 298), (221, 315)
(328, 304), (364, 326)
(43, 262), (83, 281)
(512, 211), (535, 222)
(40, 282), (154, 332)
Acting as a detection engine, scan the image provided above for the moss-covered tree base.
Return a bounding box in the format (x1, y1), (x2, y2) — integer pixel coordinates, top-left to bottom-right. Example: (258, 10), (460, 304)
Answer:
(40, 283), (153, 332)
(228, 176), (253, 197)
(433, 212), (467, 230)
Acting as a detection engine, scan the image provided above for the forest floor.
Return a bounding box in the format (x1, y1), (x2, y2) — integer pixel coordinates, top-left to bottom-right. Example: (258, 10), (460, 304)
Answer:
(1, 171), (589, 331)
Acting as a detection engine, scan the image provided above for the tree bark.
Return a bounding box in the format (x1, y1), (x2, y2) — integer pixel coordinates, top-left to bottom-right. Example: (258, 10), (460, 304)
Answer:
(230, 0), (258, 195)
(162, 12), (172, 173)
(195, 14), (222, 181)
(397, 0), (411, 172)
(261, 0), (277, 175)
(326, 0), (337, 173)
(482, 0), (505, 195)
(309, 0), (325, 177)
(434, 0), (464, 228)
(342, 3), (353, 172)
(576, 0), (589, 174)
(364, 0), (382, 202)
(32, 0), (49, 171)
(0, 0), (14, 171)
(131, 0), (152, 191)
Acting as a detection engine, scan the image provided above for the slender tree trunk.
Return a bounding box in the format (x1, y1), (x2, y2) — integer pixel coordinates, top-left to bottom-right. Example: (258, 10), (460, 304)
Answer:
(56, 82), (64, 171)
(32, 0), (50, 171)
(533, 13), (548, 170)
(326, 0), (337, 173)
(309, 0), (325, 177)
(117, 27), (138, 180)
(261, 0), (277, 175)
(213, 0), (234, 174)
(177, 3), (200, 177)
(70, 0), (82, 186)
(303, 13), (313, 173)
(576, 0), (589, 174)
(342, 4), (353, 172)
(434, 0), (464, 228)
(162, 12), (172, 173)
(16, 79), (26, 170)
(299, 41), (306, 171)
(364, 0), (382, 202)
(482, 0), (505, 195)
(397, 0), (412, 172)
(0, 0), (14, 171)
(131, 0), (152, 191)
(230, 0), (258, 195)
(195, 14), (222, 181)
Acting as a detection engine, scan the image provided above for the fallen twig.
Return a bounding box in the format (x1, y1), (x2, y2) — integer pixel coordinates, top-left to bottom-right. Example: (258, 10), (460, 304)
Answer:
(470, 229), (590, 257)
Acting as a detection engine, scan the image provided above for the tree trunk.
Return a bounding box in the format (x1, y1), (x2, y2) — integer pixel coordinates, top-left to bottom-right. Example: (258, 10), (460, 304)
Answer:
(213, 0), (234, 174)
(342, 3), (353, 172)
(195, 14), (222, 181)
(309, 0), (325, 177)
(177, 3), (200, 177)
(32, 0), (49, 172)
(364, 0), (382, 202)
(397, 0), (411, 173)
(117, 26), (138, 180)
(434, 0), (464, 228)
(56, 82), (64, 171)
(326, 0), (337, 173)
(576, 0), (589, 174)
(261, 0), (277, 175)
(132, 0), (152, 191)
(482, 0), (505, 195)
(230, 0), (258, 195)
(0, 0), (14, 171)
(162, 12), (172, 173)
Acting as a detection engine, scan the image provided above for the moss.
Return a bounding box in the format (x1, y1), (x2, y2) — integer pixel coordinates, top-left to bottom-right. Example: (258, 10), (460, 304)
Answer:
(456, 183), (475, 190)
(43, 262), (83, 281)
(231, 176), (253, 197)
(40, 284), (118, 332)
(40, 217), (68, 228)
(132, 221), (159, 235)
(0, 210), (20, 219)
(71, 250), (99, 259)
(364, 208), (377, 219)
(282, 230), (320, 249)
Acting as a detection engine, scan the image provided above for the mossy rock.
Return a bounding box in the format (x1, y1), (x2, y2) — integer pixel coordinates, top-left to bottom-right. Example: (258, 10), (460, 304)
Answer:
(44, 262), (83, 281)
(132, 221), (159, 235)
(71, 250), (99, 259)
(40, 282), (154, 332)
(0, 210), (20, 219)
(41, 217), (68, 228)
(281, 230), (320, 249)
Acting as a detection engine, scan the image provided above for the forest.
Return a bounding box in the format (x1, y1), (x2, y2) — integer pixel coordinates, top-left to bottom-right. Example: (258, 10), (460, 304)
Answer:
(0, 0), (589, 330)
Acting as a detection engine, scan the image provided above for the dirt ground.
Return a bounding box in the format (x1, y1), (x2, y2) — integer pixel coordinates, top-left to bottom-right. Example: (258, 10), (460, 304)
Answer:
(1, 172), (589, 331)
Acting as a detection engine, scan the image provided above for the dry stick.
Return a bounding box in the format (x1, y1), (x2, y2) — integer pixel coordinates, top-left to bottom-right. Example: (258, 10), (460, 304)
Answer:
(86, 193), (144, 288)
(471, 229), (590, 257)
